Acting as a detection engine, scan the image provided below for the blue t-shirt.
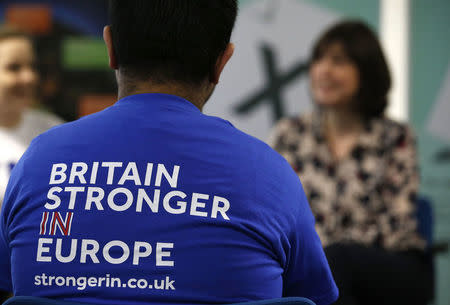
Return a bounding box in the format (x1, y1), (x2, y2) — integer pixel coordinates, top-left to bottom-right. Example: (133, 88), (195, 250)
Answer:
(0, 94), (338, 305)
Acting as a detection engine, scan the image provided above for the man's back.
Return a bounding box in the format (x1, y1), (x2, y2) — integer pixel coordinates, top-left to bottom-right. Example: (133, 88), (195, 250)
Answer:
(0, 93), (337, 304)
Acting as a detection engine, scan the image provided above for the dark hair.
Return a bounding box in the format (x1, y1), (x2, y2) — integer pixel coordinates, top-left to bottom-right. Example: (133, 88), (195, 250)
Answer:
(109, 0), (238, 85)
(311, 20), (391, 119)
(0, 25), (31, 43)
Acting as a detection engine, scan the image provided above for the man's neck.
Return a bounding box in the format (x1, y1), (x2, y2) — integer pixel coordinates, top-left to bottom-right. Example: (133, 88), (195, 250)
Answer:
(117, 77), (212, 111)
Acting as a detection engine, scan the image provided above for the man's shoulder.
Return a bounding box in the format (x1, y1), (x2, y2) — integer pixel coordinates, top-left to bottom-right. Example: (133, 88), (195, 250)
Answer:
(31, 107), (115, 142)
(209, 115), (288, 164)
(32, 105), (289, 173)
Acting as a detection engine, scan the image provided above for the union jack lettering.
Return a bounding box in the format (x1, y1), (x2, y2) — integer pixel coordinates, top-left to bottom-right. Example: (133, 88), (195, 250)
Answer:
(40, 212), (49, 235)
(48, 212), (74, 236)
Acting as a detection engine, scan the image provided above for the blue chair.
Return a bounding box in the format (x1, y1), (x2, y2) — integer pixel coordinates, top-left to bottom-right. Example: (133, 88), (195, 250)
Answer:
(3, 296), (315, 305)
(416, 196), (433, 248)
(415, 195), (450, 303)
(416, 196), (449, 253)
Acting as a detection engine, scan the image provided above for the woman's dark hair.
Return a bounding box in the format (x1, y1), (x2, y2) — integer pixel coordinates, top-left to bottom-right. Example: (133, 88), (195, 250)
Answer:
(311, 20), (391, 119)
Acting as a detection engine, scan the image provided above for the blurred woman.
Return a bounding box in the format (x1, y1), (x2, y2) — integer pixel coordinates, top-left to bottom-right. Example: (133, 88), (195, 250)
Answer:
(0, 26), (63, 209)
(269, 20), (432, 305)
(0, 26), (63, 146)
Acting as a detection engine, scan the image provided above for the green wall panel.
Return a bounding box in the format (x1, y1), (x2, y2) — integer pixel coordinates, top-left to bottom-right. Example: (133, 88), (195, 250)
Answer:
(411, 1), (450, 304)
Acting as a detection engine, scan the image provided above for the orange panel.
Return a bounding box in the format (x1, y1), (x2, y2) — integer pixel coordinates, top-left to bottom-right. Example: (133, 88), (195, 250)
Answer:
(6, 4), (52, 35)
(78, 94), (117, 118)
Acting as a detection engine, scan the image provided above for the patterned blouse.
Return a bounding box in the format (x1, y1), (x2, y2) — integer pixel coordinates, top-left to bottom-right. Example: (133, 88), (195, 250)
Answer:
(269, 112), (426, 251)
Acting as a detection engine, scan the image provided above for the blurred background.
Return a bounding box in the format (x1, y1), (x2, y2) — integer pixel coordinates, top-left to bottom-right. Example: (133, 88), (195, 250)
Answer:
(0, 0), (448, 303)
(0, 0), (114, 122)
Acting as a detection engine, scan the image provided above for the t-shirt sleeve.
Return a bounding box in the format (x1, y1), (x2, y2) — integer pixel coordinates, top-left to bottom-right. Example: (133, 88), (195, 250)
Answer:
(0, 139), (34, 293)
(282, 192), (338, 305)
(275, 159), (338, 305)
(0, 202), (12, 292)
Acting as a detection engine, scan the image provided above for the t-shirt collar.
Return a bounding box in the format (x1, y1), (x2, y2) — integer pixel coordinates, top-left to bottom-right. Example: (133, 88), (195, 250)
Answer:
(114, 93), (202, 113)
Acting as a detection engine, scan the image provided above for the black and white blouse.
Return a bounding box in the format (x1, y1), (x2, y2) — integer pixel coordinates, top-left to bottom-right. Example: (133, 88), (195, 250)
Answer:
(269, 112), (426, 251)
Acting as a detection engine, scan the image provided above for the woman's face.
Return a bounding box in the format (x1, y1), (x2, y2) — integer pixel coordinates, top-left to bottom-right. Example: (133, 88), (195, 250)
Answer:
(309, 42), (359, 108)
(0, 37), (38, 123)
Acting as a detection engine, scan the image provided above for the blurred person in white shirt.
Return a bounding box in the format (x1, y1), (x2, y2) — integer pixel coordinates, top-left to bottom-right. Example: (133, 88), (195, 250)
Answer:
(0, 26), (63, 146)
(0, 130), (25, 205)
(0, 26), (63, 206)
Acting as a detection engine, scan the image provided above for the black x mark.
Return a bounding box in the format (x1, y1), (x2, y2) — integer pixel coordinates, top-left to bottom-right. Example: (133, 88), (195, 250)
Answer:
(234, 43), (309, 122)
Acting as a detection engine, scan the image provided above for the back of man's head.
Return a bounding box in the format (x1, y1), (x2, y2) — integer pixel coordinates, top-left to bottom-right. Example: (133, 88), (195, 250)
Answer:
(109, 0), (238, 85)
